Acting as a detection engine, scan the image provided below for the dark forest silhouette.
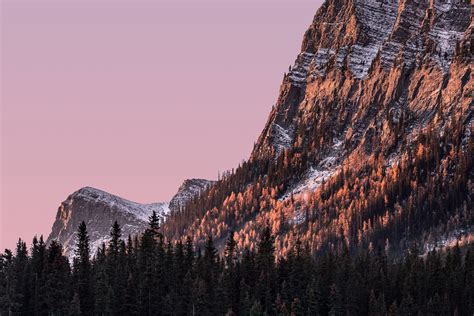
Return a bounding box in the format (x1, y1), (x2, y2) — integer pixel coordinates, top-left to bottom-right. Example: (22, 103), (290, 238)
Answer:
(1, 214), (473, 315)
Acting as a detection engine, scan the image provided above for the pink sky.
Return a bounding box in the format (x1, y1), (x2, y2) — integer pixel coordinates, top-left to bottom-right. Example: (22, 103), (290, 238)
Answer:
(0, 0), (322, 251)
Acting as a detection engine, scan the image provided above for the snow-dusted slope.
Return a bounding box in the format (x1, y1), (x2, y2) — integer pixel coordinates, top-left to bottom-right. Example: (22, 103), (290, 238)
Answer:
(73, 187), (169, 222)
(47, 178), (215, 259)
(252, 0), (472, 198)
(169, 179), (215, 212)
(46, 187), (169, 260)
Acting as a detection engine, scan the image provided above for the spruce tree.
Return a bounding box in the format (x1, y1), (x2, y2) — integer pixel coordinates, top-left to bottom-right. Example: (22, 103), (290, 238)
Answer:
(108, 221), (122, 258)
(255, 226), (275, 313)
(0, 249), (22, 315)
(106, 221), (126, 315)
(147, 211), (161, 239)
(74, 221), (94, 315)
(13, 239), (30, 315)
(203, 235), (219, 314)
(224, 231), (238, 312)
(42, 240), (71, 314)
(30, 235), (46, 315)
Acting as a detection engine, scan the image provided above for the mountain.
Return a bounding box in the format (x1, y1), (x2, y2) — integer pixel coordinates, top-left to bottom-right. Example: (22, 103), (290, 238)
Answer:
(169, 179), (215, 211)
(46, 179), (212, 259)
(163, 0), (473, 256)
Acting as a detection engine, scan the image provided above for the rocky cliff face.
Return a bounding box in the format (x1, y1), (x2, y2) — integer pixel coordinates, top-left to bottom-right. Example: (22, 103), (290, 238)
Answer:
(47, 180), (212, 259)
(49, 0), (473, 258)
(46, 187), (169, 259)
(169, 179), (215, 211)
(252, 0), (472, 196)
(164, 0), (472, 255)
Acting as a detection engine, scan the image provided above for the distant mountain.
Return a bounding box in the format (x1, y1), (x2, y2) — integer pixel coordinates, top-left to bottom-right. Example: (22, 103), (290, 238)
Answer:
(47, 0), (473, 259)
(46, 179), (212, 259)
(164, 0), (473, 256)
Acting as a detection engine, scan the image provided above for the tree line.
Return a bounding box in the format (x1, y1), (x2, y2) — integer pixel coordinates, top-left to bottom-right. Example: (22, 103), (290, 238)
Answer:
(1, 213), (473, 315)
(164, 109), (473, 258)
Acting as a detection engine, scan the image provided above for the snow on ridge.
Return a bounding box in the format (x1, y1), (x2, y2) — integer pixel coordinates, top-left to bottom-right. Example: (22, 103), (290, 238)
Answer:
(169, 179), (214, 211)
(429, 27), (465, 70)
(281, 167), (335, 201)
(73, 187), (169, 222)
(288, 52), (314, 86)
(312, 48), (336, 76)
(271, 123), (294, 155)
(280, 137), (344, 200)
(349, 0), (399, 78)
(297, 0), (469, 81)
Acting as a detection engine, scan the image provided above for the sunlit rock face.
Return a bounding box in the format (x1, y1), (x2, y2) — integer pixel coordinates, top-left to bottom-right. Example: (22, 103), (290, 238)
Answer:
(165, 0), (474, 254)
(252, 0), (472, 170)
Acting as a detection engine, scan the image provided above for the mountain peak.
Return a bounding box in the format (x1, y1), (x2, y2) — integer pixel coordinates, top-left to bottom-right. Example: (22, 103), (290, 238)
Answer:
(166, 0), (472, 256)
(46, 187), (169, 260)
(47, 179), (214, 259)
(252, 0), (471, 160)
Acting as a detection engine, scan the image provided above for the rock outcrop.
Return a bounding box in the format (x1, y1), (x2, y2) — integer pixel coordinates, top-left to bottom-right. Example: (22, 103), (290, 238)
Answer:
(169, 179), (215, 211)
(252, 0), (472, 196)
(47, 179), (213, 259)
(164, 0), (473, 255)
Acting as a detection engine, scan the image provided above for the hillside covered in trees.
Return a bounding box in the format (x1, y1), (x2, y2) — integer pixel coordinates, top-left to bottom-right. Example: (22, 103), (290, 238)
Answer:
(2, 0), (473, 314)
(164, 113), (473, 257)
(1, 216), (474, 315)
(162, 0), (473, 257)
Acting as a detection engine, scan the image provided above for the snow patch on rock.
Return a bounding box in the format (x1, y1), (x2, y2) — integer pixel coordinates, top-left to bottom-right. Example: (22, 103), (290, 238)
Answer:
(74, 187), (169, 222)
(289, 52), (314, 86)
(271, 123), (294, 154)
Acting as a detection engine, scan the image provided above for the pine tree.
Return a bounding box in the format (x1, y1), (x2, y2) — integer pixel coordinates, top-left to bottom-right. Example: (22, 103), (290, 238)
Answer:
(43, 240), (71, 314)
(106, 221), (126, 315)
(138, 222), (159, 315)
(0, 249), (22, 315)
(0, 252), (7, 315)
(224, 231), (239, 312)
(94, 244), (110, 315)
(108, 221), (122, 258)
(74, 221), (94, 315)
(255, 226), (276, 313)
(13, 239), (29, 315)
(30, 235), (46, 315)
(203, 235), (219, 314)
(147, 211), (161, 239)
(124, 272), (139, 315)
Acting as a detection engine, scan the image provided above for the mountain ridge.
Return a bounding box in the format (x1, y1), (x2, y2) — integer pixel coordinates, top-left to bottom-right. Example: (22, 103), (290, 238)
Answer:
(163, 0), (473, 256)
(46, 179), (213, 259)
(46, 0), (473, 258)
